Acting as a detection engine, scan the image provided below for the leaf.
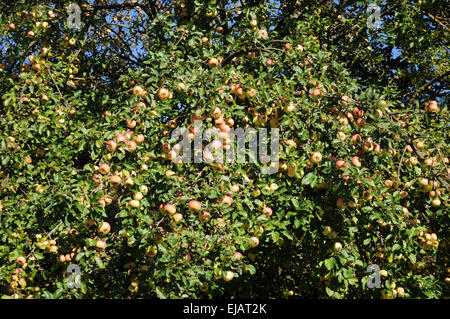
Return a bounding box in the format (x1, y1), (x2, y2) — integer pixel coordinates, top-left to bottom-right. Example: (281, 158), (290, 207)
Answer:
(325, 287), (334, 297)
(94, 256), (104, 268)
(156, 287), (167, 299)
(324, 258), (335, 271)
(301, 172), (316, 186)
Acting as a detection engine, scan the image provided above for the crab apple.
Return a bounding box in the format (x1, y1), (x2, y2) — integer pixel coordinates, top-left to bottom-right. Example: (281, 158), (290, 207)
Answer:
(311, 88), (323, 99)
(262, 206), (273, 217)
(198, 211), (211, 222)
(223, 270), (234, 282)
(335, 160), (348, 169)
(124, 177), (134, 187)
(98, 222), (111, 235)
(230, 184), (240, 192)
(336, 198), (346, 209)
(379, 270), (388, 277)
(157, 87), (170, 100)
(333, 242), (343, 252)
(59, 255), (66, 262)
(146, 246), (158, 257)
(172, 213), (183, 224)
(350, 134), (362, 144)
(99, 163), (110, 175)
(362, 140), (374, 152)
(250, 19), (258, 27)
(311, 152), (323, 164)
(188, 200), (202, 212)
(8, 22), (16, 30)
(222, 195), (233, 206)
(16, 256), (26, 265)
(424, 158), (434, 166)
(418, 178), (429, 187)
(256, 28), (269, 38)
(409, 156), (418, 165)
(134, 134), (145, 144)
(210, 107), (222, 119)
(432, 198), (441, 207)
(132, 86), (144, 96)
(96, 240), (107, 250)
(164, 204), (176, 215)
(396, 287), (405, 297)
(249, 236), (260, 247)
(110, 175), (122, 186)
(208, 58), (219, 68)
(426, 100), (439, 112)
(232, 252), (243, 261)
(351, 156), (362, 168)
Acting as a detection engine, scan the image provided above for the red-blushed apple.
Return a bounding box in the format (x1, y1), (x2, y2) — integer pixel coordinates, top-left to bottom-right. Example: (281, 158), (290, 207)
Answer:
(110, 175), (121, 186)
(173, 213), (183, 223)
(232, 252), (243, 261)
(222, 195), (233, 206)
(157, 87), (170, 100)
(262, 206), (273, 217)
(208, 58), (219, 68)
(351, 156), (362, 168)
(126, 119), (136, 129)
(132, 86), (144, 96)
(336, 198), (346, 209)
(257, 29), (268, 39)
(129, 200), (140, 208)
(115, 133), (126, 143)
(16, 256), (26, 265)
(311, 152), (323, 164)
(396, 287), (405, 297)
(198, 211), (211, 222)
(98, 222), (111, 235)
(59, 254), (66, 262)
(106, 140), (117, 152)
(99, 163), (110, 175)
(249, 236), (260, 247)
(126, 140), (137, 152)
(96, 240), (107, 250)
(188, 200), (202, 212)
(311, 88), (323, 99)
(335, 160), (348, 169)
(164, 204), (176, 215)
(134, 134), (145, 144)
(216, 217), (226, 227)
(351, 134), (362, 144)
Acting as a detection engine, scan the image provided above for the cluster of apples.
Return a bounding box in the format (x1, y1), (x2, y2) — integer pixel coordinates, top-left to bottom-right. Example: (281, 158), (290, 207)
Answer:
(417, 231), (439, 250)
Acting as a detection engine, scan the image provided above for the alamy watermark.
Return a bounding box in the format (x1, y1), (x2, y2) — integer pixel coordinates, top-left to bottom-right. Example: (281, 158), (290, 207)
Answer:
(66, 264), (81, 289)
(366, 264), (382, 288)
(367, 3), (382, 29)
(67, 3), (81, 30)
(168, 121), (280, 175)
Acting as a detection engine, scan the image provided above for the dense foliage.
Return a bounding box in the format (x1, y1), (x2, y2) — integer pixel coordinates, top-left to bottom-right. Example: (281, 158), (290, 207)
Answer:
(0, 0), (448, 299)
